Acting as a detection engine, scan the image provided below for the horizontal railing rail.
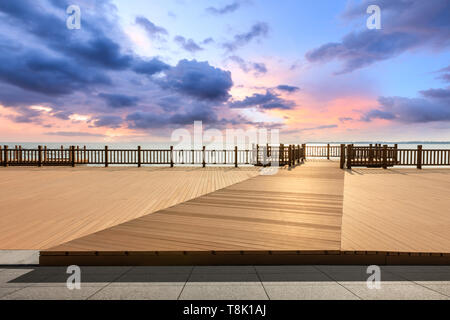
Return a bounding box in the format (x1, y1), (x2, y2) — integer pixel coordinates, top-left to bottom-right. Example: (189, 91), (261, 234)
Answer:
(342, 144), (450, 169)
(0, 144), (305, 168)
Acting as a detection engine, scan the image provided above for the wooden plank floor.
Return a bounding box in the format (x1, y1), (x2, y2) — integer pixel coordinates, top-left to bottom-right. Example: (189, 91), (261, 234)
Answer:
(0, 166), (259, 249)
(341, 168), (450, 253)
(43, 161), (345, 253)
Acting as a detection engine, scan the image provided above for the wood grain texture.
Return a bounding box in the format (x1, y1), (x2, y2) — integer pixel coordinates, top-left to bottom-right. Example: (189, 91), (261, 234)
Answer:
(0, 166), (259, 249)
(341, 168), (450, 253)
(44, 161), (345, 253)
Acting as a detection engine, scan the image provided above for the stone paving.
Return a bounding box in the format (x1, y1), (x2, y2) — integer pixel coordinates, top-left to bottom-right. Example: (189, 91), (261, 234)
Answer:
(0, 265), (449, 300)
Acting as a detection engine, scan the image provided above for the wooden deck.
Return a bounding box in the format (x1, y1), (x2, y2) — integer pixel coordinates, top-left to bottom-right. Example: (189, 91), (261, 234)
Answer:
(2, 160), (449, 265)
(0, 166), (259, 249)
(341, 168), (450, 253)
(42, 161), (345, 255)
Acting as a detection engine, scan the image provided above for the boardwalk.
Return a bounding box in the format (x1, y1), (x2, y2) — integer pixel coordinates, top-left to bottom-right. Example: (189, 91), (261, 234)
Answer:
(42, 161), (345, 254)
(1, 160), (448, 265)
(0, 167), (259, 249)
(341, 168), (450, 253)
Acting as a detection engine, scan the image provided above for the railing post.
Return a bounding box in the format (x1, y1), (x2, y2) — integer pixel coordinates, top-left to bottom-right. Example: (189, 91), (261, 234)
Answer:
(302, 144), (306, 160)
(256, 144), (259, 166)
(71, 146), (75, 167)
(105, 146), (109, 167)
(170, 146), (174, 168)
(3, 145), (8, 167)
(382, 145), (388, 169)
(394, 143), (398, 164)
(327, 144), (330, 160)
(38, 145), (42, 167)
(346, 144), (352, 169)
(234, 146), (238, 168)
(288, 145), (292, 167)
(417, 145), (422, 169)
(136, 146), (141, 167)
(202, 146), (206, 168)
(340, 144), (345, 169)
(279, 144), (284, 166)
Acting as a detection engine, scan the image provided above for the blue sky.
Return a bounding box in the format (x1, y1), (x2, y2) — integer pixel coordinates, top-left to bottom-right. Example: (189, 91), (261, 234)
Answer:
(0, 0), (449, 142)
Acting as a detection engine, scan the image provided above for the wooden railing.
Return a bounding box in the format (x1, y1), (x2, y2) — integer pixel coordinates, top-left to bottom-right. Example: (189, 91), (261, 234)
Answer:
(0, 144), (305, 168)
(343, 144), (450, 169)
(305, 144), (341, 159)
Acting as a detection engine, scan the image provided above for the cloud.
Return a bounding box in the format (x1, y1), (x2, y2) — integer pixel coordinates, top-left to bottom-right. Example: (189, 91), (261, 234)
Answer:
(435, 65), (450, 83)
(420, 88), (450, 99)
(228, 56), (267, 76)
(174, 36), (204, 53)
(306, 0), (450, 74)
(98, 93), (140, 108)
(126, 103), (219, 129)
(91, 115), (123, 128)
(156, 59), (233, 101)
(206, 2), (241, 15)
(45, 131), (106, 137)
(306, 30), (418, 74)
(299, 125), (338, 132)
(132, 58), (171, 76)
(201, 37), (215, 45)
(223, 22), (269, 51)
(276, 85), (300, 93)
(362, 90), (450, 123)
(230, 90), (295, 110)
(0, 47), (111, 96)
(135, 16), (168, 40)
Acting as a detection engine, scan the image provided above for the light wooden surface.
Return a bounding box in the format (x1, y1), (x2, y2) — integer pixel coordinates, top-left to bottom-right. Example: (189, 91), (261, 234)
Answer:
(44, 161), (345, 252)
(0, 166), (259, 249)
(341, 168), (450, 253)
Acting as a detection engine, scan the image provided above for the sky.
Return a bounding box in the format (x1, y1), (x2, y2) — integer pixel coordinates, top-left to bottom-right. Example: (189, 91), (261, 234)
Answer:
(0, 0), (449, 143)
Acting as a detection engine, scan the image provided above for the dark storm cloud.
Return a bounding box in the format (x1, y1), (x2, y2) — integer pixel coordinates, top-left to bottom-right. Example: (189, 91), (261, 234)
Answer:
(305, 0), (450, 74)
(174, 36), (204, 53)
(156, 60), (233, 101)
(223, 22), (269, 51)
(99, 93), (140, 108)
(230, 90), (295, 110)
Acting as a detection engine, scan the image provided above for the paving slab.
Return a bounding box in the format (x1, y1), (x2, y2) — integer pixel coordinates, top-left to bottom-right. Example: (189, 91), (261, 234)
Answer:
(0, 251), (39, 265)
(1, 286), (100, 300)
(179, 284), (268, 300)
(89, 285), (184, 300)
(264, 283), (359, 300)
(341, 283), (449, 300)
